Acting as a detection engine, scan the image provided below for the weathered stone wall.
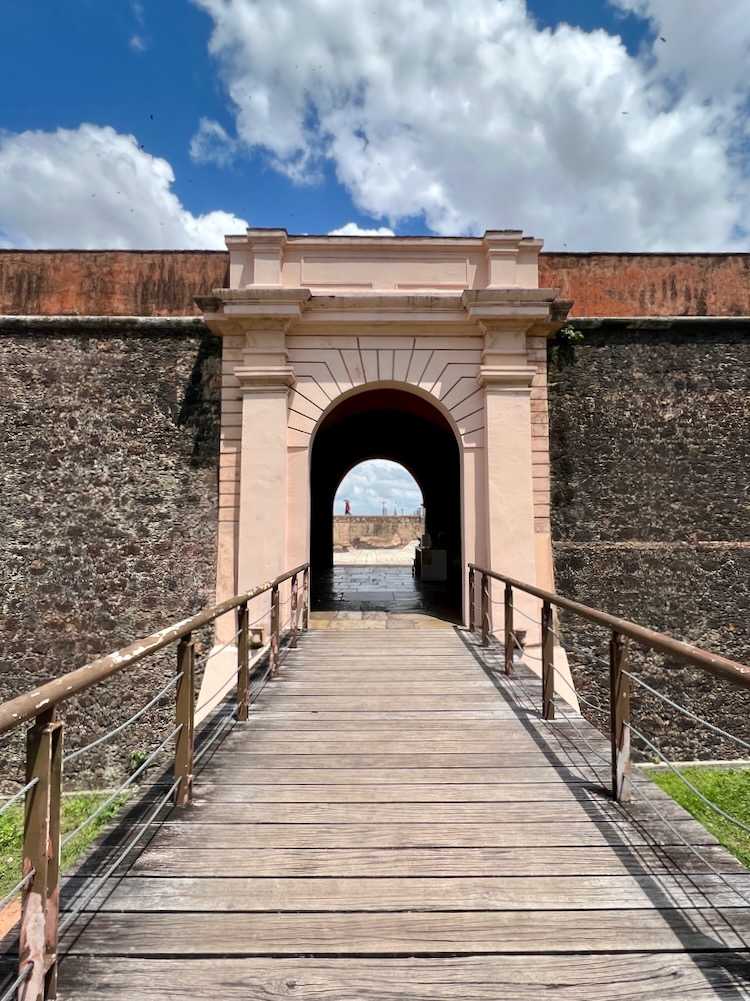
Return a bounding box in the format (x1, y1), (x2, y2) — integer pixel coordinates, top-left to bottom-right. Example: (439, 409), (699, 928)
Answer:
(0, 251), (227, 316)
(0, 321), (221, 790)
(548, 321), (750, 760)
(334, 515), (424, 548)
(3, 249), (750, 319)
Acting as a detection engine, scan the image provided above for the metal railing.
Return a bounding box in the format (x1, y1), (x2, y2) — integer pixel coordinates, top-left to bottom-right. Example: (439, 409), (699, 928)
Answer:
(0, 562), (309, 1001)
(467, 563), (750, 805)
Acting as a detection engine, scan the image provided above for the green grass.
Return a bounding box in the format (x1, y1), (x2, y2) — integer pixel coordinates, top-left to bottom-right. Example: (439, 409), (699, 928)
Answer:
(0, 792), (129, 902)
(650, 766), (750, 868)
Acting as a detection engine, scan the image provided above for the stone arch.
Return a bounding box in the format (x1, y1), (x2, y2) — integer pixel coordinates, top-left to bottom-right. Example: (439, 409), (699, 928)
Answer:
(307, 385), (463, 618)
(286, 337), (485, 452)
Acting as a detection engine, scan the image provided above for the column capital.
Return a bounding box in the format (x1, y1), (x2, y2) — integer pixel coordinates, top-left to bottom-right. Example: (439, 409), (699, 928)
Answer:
(235, 365), (296, 392)
(479, 366), (537, 390)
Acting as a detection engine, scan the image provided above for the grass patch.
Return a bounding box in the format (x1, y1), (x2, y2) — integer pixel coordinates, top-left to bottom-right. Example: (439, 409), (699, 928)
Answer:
(650, 766), (750, 868)
(0, 792), (129, 902)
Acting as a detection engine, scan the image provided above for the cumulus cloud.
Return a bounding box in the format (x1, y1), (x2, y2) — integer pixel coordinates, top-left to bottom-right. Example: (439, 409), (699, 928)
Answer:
(190, 117), (239, 167)
(194, 0), (750, 249)
(0, 124), (248, 249)
(334, 460), (423, 516)
(612, 0), (750, 103)
(328, 222), (395, 236)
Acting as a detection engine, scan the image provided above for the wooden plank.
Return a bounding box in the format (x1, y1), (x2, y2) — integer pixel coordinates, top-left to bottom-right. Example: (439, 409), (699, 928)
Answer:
(58, 953), (750, 998)
(194, 765), (612, 785)
(269, 682), (497, 694)
(215, 736), (609, 755)
(143, 819), (715, 849)
(176, 800), (680, 824)
(227, 721), (569, 735)
(191, 781), (613, 803)
(204, 752), (601, 769)
(248, 710), (523, 720)
(59, 906), (750, 955)
(253, 697), (504, 711)
(64, 874), (750, 913)
(121, 845), (745, 879)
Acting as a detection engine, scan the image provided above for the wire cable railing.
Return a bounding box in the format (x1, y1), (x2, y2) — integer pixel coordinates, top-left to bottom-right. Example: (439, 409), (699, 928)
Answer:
(58, 774), (182, 937)
(0, 964), (32, 1001)
(470, 560), (750, 921)
(494, 625), (750, 921)
(63, 672), (183, 766)
(0, 560), (310, 1001)
(624, 670), (750, 755)
(0, 777), (38, 818)
(60, 724), (182, 850)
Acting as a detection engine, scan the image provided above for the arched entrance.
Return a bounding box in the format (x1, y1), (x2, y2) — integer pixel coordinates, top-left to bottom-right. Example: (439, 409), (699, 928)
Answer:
(310, 387), (462, 620)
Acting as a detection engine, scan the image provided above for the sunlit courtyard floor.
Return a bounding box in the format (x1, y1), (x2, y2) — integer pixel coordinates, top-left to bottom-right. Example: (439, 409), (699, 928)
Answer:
(333, 541), (417, 566)
(311, 564), (460, 626)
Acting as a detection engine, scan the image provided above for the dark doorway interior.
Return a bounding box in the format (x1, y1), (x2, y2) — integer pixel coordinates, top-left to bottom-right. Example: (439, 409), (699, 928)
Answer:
(310, 389), (461, 620)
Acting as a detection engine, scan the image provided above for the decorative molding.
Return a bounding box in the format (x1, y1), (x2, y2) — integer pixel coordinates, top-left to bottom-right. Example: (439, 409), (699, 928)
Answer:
(478, 365), (536, 389)
(235, 365), (296, 391)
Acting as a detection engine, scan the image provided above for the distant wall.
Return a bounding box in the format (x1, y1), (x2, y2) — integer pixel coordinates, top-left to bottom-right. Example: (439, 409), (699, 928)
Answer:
(3, 249), (750, 318)
(548, 320), (750, 760)
(334, 515), (424, 548)
(0, 321), (220, 789)
(0, 251), (227, 316)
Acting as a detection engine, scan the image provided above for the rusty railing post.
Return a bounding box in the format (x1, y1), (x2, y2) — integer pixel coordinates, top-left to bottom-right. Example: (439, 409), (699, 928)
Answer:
(541, 599), (555, 720)
(480, 573), (490, 647)
(609, 631), (631, 802)
(175, 635), (195, 807)
(236, 603), (249, 722)
(290, 574), (299, 649)
(270, 584), (280, 676)
(302, 567), (310, 631)
(19, 708), (63, 1001)
(468, 567), (475, 632)
(504, 583), (514, 675)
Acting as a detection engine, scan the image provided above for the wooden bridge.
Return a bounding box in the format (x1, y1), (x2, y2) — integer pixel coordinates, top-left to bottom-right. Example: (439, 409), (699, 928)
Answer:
(2, 564), (750, 999)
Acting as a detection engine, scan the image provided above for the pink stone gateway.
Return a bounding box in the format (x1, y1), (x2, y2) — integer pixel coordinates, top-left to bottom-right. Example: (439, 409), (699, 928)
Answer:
(197, 228), (570, 639)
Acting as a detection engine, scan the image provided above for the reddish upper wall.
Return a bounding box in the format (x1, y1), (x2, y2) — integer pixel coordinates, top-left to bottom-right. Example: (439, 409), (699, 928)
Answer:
(1, 249), (749, 318)
(540, 253), (750, 318)
(0, 251), (228, 317)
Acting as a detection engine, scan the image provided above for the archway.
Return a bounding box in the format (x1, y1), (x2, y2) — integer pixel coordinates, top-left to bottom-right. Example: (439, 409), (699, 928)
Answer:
(310, 387), (462, 620)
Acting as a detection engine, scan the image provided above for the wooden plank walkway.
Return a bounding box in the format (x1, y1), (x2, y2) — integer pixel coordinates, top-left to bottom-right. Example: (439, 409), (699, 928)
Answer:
(58, 628), (750, 998)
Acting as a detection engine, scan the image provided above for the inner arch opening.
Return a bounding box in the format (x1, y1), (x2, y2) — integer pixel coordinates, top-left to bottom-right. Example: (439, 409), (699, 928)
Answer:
(310, 388), (461, 621)
(334, 459), (424, 563)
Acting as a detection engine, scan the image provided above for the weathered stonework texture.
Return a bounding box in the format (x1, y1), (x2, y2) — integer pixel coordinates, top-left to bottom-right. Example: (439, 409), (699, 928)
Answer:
(0, 324), (220, 789)
(540, 253), (750, 318)
(3, 249), (750, 318)
(0, 251), (227, 316)
(549, 323), (750, 758)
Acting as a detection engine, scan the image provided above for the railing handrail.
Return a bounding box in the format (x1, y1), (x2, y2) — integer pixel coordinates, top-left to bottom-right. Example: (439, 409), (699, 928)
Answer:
(0, 562), (309, 736)
(468, 563), (750, 690)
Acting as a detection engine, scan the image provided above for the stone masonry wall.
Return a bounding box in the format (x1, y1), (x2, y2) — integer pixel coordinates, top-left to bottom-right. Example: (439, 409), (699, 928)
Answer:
(0, 322), (221, 790)
(334, 515), (424, 548)
(548, 322), (750, 760)
(2, 249), (750, 319)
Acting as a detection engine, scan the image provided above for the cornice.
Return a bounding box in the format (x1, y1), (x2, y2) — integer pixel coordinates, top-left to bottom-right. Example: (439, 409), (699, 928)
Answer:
(235, 364), (296, 391)
(478, 365), (537, 389)
(197, 286), (571, 337)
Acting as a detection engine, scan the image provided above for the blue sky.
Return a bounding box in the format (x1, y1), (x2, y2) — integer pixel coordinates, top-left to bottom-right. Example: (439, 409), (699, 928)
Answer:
(2, 0), (749, 250)
(334, 461), (423, 517)
(3, 0), (748, 514)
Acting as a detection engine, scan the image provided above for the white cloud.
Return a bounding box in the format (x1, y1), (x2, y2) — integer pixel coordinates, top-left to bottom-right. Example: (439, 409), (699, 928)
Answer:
(194, 0), (750, 249)
(334, 460), (423, 516)
(190, 117), (239, 167)
(129, 34), (147, 52)
(612, 0), (750, 103)
(0, 124), (248, 249)
(328, 222), (395, 236)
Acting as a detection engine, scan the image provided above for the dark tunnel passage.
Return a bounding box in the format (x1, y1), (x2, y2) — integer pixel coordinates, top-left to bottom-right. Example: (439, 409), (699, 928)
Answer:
(310, 388), (462, 620)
